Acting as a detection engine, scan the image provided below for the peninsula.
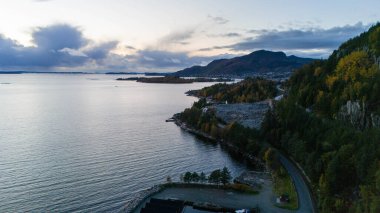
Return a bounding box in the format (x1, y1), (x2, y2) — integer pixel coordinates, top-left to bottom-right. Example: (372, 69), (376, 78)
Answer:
(116, 76), (233, 84)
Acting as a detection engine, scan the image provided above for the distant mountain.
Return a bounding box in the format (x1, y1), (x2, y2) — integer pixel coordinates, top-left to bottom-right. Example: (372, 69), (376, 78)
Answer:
(173, 50), (314, 77)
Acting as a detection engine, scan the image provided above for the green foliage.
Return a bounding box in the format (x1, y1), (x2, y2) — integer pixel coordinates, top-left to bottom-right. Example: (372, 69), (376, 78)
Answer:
(181, 168), (232, 185)
(336, 23), (380, 59)
(180, 24), (380, 211)
(191, 172), (200, 182)
(287, 24), (380, 117)
(226, 183), (258, 194)
(202, 168), (232, 185)
(200, 172), (207, 183)
(273, 165), (299, 210)
(261, 98), (380, 211)
(267, 24), (380, 212)
(183, 172), (192, 183)
(220, 167), (232, 185)
(263, 148), (277, 170)
(182, 171), (202, 183)
(193, 77), (277, 103)
(208, 169), (222, 185)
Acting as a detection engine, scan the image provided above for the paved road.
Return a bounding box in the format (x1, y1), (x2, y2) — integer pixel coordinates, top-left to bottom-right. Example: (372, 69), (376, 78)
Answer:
(278, 154), (316, 213)
(211, 102), (316, 212)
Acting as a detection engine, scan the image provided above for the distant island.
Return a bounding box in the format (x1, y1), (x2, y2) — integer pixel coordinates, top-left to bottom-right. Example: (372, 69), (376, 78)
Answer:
(172, 50), (314, 80)
(116, 76), (233, 84)
(0, 71), (88, 74)
(106, 72), (172, 76)
(0, 71), (24, 74)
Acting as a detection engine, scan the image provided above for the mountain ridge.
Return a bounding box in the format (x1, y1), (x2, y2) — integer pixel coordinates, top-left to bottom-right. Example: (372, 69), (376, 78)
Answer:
(173, 50), (314, 77)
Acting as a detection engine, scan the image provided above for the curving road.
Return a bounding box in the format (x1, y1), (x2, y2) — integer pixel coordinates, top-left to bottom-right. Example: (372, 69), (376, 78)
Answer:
(278, 153), (316, 213)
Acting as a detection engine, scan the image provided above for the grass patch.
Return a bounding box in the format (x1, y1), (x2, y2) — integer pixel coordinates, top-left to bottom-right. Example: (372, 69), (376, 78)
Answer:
(225, 183), (259, 195)
(272, 165), (299, 210)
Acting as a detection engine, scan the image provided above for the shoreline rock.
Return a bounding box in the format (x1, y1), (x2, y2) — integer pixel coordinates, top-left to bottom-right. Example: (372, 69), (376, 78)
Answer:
(173, 117), (266, 170)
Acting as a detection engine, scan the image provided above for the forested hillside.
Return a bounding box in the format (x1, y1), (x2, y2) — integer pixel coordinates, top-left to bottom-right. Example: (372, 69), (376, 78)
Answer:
(286, 23), (380, 119)
(262, 23), (380, 212)
(188, 77), (277, 103)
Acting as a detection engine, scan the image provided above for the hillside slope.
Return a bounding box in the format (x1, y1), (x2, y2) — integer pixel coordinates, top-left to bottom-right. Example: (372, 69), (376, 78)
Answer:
(262, 23), (380, 212)
(174, 50), (314, 77)
(287, 23), (380, 127)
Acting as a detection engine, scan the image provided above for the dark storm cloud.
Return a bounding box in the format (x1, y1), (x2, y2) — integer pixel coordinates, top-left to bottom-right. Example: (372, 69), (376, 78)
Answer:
(199, 23), (370, 58)
(0, 23), (207, 71)
(229, 22), (370, 52)
(0, 24), (116, 69)
(32, 24), (87, 50)
(0, 22), (372, 71)
(135, 50), (200, 68)
(84, 41), (118, 60)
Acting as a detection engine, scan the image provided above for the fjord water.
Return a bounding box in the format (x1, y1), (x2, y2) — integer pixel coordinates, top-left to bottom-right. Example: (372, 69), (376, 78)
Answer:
(0, 74), (246, 212)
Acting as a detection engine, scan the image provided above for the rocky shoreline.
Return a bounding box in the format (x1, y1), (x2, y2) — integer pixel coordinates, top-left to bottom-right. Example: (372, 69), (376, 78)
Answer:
(120, 185), (162, 213)
(173, 116), (266, 170)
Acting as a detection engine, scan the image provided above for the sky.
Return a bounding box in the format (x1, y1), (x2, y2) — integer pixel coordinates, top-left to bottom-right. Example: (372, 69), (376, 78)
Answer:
(0, 0), (379, 72)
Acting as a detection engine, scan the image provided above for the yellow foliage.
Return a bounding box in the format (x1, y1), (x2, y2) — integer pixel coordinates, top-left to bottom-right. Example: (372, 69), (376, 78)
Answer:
(326, 75), (338, 90)
(314, 67), (323, 76)
(316, 90), (324, 103)
(215, 92), (223, 100)
(369, 27), (380, 54)
(360, 65), (378, 79)
(336, 51), (373, 82)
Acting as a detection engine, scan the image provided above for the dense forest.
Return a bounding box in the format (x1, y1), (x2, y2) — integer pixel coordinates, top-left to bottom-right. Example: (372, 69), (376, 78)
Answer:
(262, 23), (380, 212)
(286, 23), (380, 117)
(188, 77), (277, 103)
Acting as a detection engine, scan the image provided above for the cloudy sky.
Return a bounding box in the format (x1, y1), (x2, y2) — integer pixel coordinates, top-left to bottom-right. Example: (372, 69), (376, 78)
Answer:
(0, 0), (379, 72)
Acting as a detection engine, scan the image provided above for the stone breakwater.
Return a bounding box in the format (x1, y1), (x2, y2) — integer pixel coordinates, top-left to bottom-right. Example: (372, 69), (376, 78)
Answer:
(120, 182), (249, 213)
(120, 185), (161, 213)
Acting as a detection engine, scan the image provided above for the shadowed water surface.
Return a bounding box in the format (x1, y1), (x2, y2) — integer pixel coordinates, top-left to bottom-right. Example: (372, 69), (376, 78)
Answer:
(0, 74), (247, 212)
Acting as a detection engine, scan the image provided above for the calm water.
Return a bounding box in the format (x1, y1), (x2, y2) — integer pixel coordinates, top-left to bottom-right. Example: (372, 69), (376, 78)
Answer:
(0, 74), (247, 212)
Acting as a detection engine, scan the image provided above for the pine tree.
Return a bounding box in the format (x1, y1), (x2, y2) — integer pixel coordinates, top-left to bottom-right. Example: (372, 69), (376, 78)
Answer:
(221, 167), (232, 185)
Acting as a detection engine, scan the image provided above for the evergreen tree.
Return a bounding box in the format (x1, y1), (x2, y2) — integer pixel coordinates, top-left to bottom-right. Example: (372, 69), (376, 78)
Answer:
(220, 167), (232, 185)
(200, 172), (207, 183)
(191, 172), (200, 182)
(183, 172), (192, 183)
(208, 169), (221, 185)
